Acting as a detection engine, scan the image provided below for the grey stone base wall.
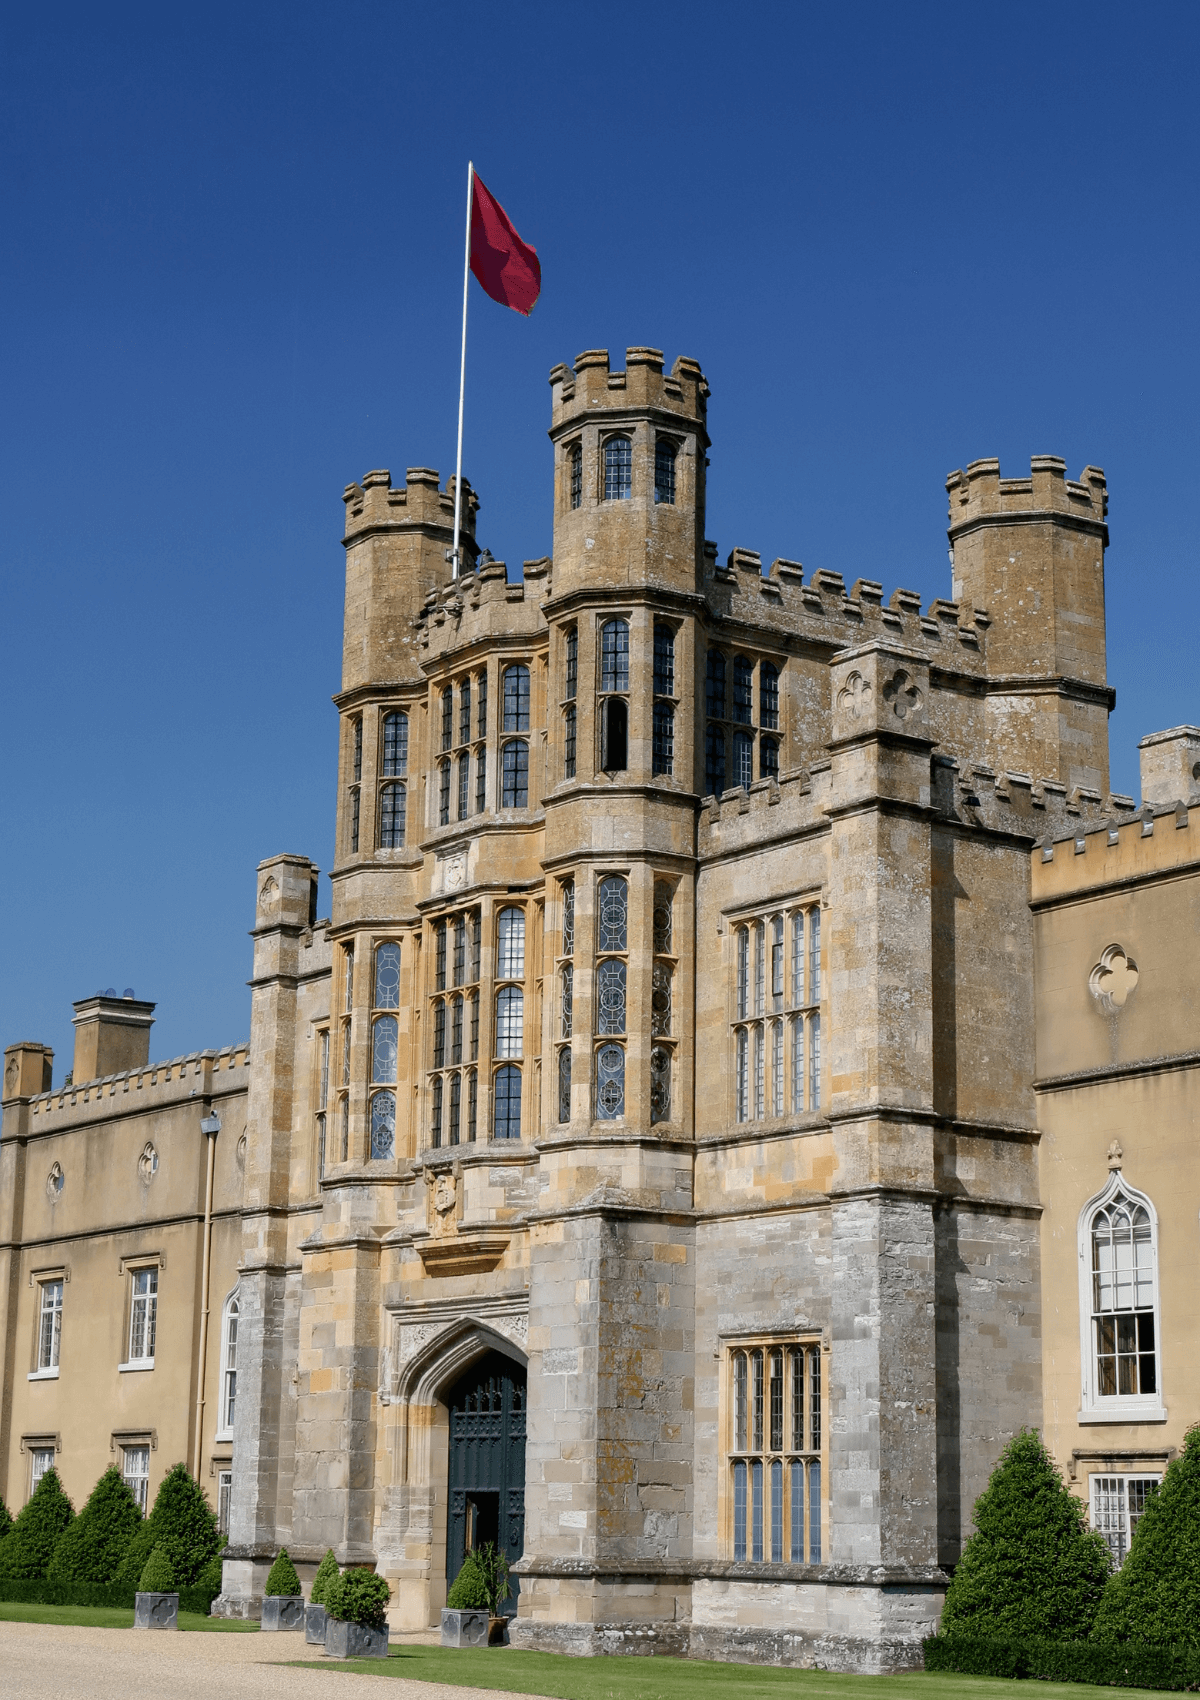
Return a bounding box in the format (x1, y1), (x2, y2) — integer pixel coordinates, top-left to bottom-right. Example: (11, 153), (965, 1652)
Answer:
(211, 1556), (273, 1619)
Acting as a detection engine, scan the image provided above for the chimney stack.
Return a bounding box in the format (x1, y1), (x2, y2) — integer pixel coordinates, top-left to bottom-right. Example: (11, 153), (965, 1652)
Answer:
(72, 991), (155, 1083)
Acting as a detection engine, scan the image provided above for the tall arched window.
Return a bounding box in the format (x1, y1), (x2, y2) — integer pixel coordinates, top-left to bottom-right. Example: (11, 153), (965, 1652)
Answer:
(379, 782), (406, 849)
(382, 711), (408, 775)
(595, 875), (628, 1119)
(374, 942), (400, 1008)
(438, 760), (451, 826)
(604, 435), (632, 500)
(441, 686), (454, 751)
(601, 620), (629, 692)
(497, 908), (526, 979)
(760, 663), (779, 731)
(569, 442), (583, 509)
(370, 1090), (395, 1160)
(1078, 1171), (1163, 1419)
(495, 986), (524, 1057)
(371, 1015), (397, 1082)
(502, 664), (530, 732)
(494, 1064), (522, 1139)
(501, 740), (528, 808)
(654, 437), (676, 504)
(217, 1290), (239, 1438)
(457, 751), (470, 820)
(733, 731), (754, 790)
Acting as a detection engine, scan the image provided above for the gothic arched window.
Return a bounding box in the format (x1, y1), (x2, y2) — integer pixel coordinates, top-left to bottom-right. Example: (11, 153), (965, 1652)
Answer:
(604, 435), (632, 500)
(379, 782), (406, 849)
(1079, 1172), (1163, 1419)
(217, 1290), (239, 1438)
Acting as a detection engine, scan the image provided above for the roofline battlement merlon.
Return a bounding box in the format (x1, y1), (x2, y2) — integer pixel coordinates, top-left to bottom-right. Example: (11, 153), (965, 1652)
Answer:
(343, 467), (480, 550)
(549, 348), (709, 437)
(946, 455), (1108, 543)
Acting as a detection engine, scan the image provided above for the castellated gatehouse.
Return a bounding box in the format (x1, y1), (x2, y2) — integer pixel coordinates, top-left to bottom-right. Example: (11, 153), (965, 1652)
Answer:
(6, 345), (1198, 1673)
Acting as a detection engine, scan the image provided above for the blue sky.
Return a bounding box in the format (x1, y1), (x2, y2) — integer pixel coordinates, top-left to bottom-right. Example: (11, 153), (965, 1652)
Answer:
(3, 2), (1198, 1073)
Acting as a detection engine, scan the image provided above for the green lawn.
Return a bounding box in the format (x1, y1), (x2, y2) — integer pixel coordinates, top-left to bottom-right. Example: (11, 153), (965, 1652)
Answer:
(0, 1600), (259, 1632)
(329, 1644), (1169, 1700)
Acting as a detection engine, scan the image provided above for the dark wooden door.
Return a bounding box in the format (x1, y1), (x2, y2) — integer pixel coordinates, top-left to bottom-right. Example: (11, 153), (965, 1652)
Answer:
(446, 1350), (526, 1614)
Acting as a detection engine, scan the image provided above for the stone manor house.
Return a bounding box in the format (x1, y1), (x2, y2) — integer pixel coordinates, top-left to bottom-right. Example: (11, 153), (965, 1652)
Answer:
(3, 346), (1198, 1671)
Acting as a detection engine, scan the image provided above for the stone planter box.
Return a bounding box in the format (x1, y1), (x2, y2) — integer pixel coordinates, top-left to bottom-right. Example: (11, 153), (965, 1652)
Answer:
(441, 1608), (488, 1647)
(324, 1617), (389, 1659)
(134, 1591), (179, 1631)
(305, 1603), (327, 1644)
(261, 1594), (305, 1631)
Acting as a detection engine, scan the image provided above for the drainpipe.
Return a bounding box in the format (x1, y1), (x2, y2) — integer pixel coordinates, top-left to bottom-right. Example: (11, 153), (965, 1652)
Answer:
(193, 1108), (222, 1479)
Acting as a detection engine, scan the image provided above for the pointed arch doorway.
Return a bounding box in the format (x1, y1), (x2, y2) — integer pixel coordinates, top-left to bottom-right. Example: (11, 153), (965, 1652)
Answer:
(446, 1349), (526, 1615)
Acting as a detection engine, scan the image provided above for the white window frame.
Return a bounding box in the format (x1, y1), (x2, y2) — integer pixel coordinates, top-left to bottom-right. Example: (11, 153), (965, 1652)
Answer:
(1077, 1170), (1166, 1423)
(1089, 1471), (1161, 1566)
(29, 1445), (55, 1497)
(217, 1468), (233, 1537)
(122, 1443), (151, 1512)
(29, 1278), (63, 1379)
(214, 1288), (239, 1441)
(121, 1264), (159, 1371)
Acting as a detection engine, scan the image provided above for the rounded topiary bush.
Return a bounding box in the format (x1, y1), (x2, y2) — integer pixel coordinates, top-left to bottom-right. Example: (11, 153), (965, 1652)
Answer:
(47, 1466), (142, 1585)
(264, 1547), (302, 1597)
(325, 1568), (390, 1629)
(138, 1544), (175, 1593)
(941, 1429), (1111, 1642)
(446, 1551), (490, 1611)
(114, 1463), (218, 1589)
(309, 1548), (339, 1606)
(1092, 1424), (1200, 1647)
(0, 1467), (74, 1580)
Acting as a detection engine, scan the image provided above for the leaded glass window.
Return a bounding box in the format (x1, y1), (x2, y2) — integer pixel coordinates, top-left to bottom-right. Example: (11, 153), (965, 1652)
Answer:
(654, 623), (675, 697)
(809, 1011), (821, 1110)
(651, 963), (671, 1036)
(371, 1016), (397, 1082)
(771, 1020), (784, 1116)
(557, 1047), (572, 1123)
(564, 627), (577, 700)
(753, 1023), (765, 1119)
(809, 908), (821, 1002)
(653, 883), (672, 954)
(503, 664), (530, 732)
(596, 1043), (625, 1119)
(502, 740), (528, 808)
(761, 737), (779, 781)
(564, 704), (577, 778)
(434, 921), (446, 990)
(603, 435), (631, 500)
(467, 1068), (477, 1140)
(370, 1090), (395, 1160)
(653, 702), (673, 776)
(706, 724), (725, 795)
(650, 1045), (671, 1123)
(771, 916), (784, 1012)
(459, 678), (471, 745)
(374, 942), (400, 1009)
(598, 877), (628, 952)
(449, 1072), (461, 1144)
(734, 730), (754, 790)
(477, 668), (487, 736)
(562, 880), (575, 955)
(431, 1075), (443, 1145)
(706, 649), (726, 719)
(383, 711), (408, 776)
(654, 437), (676, 504)
(560, 964), (573, 1038)
(352, 716), (362, 782)
(475, 747), (487, 813)
(569, 441), (582, 509)
(597, 959), (626, 1035)
(760, 662), (779, 730)
(600, 619), (630, 692)
(730, 1343), (823, 1567)
(470, 991), (479, 1060)
(439, 760), (451, 826)
(736, 1027), (748, 1122)
(458, 752), (470, 820)
(441, 686), (453, 751)
(733, 656), (754, 724)
(433, 1000), (446, 1068)
(380, 782), (406, 849)
(349, 785), (360, 853)
(453, 916), (466, 986)
(494, 1064), (522, 1139)
(737, 928), (749, 1020)
(495, 986), (524, 1058)
(497, 907), (526, 980)
(451, 994), (464, 1065)
(792, 912), (804, 1006)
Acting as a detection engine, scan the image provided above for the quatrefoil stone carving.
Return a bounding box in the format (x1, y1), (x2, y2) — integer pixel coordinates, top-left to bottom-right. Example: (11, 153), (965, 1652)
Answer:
(1089, 944), (1139, 1015)
(882, 668), (924, 721)
(837, 671), (872, 720)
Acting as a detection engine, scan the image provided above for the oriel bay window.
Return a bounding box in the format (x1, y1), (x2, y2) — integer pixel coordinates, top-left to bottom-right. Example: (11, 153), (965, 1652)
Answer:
(428, 909), (480, 1149)
(728, 1341), (824, 1563)
(733, 903), (822, 1123)
(595, 874), (628, 1119)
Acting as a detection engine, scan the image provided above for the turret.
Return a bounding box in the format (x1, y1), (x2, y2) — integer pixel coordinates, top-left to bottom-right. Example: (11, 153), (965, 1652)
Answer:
(547, 348), (709, 600)
(947, 456), (1112, 793)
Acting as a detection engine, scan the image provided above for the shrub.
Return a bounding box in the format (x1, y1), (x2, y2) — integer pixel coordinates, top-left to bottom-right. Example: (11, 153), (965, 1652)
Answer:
(925, 1634), (1200, 1690)
(0, 1500), (11, 1543)
(264, 1547), (302, 1597)
(47, 1467), (142, 1585)
(138, 1544), (175, 1593)
(309, 1549), (339, 1606)
(1093, 1424), (1200, 1647)
(324, 1567), (390, 1629)
(446, 1553), (490, 1611)
(941, 1429), (1110, 1642)
(114, 1463), (218, 1589)
(195, 1553), (224, 1595)
(0, 1468), (74, 1580)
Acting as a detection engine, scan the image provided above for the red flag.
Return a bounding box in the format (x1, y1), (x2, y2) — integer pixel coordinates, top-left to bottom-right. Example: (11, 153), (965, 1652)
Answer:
(470, 173), (541, 316)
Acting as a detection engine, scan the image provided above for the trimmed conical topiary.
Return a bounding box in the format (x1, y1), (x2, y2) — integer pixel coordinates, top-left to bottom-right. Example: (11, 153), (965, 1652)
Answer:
(446, 1551), (490, 1611)
(114, 1463), (218, 1588)
(196, 1551), (224, 1594)
(264, 1547), (302, 1597)
(309, 1548), (339, 1606)
(47, 1466), (142, 1584)
(941, 1429), (1111, 1641)
(1092, 1424), (1200, 1646)
(138, 1543), (175, 1593)
(0, 1467), (74, 1580)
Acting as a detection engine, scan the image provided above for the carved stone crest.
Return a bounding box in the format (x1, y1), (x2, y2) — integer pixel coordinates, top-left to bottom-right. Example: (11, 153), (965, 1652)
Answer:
(443, 853), (467, 892)
(426, 1161), (462, 1236)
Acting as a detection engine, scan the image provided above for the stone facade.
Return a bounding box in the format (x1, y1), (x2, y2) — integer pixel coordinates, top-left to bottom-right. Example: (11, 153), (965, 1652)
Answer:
(4, 343), (1196, 1672)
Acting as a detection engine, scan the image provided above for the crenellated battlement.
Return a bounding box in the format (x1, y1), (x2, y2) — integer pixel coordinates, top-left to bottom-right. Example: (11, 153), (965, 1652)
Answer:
(24, 1041), (250, 1127)
(548, 347), (708, 433)
(946, 456), (1107, 535)
(343, 466), (478, 547)
(413, 556), (551, 664)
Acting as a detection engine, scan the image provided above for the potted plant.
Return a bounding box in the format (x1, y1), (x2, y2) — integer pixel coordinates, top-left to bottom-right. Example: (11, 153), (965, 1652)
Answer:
(323, 1567), (391, 1659)
(134, 1544), (179, 1631)
(441, 1544), (510, 1647)
(306, 1548), (339, 1644)
(261, 1547), (305, 1630)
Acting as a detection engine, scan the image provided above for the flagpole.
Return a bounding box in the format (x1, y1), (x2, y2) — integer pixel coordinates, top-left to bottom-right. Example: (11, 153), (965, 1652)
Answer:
(451, 161), (473, 579)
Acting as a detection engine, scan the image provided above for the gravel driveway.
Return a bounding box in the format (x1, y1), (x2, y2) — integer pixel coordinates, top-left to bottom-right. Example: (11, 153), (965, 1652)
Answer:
(0, 1620), (548, 1700)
